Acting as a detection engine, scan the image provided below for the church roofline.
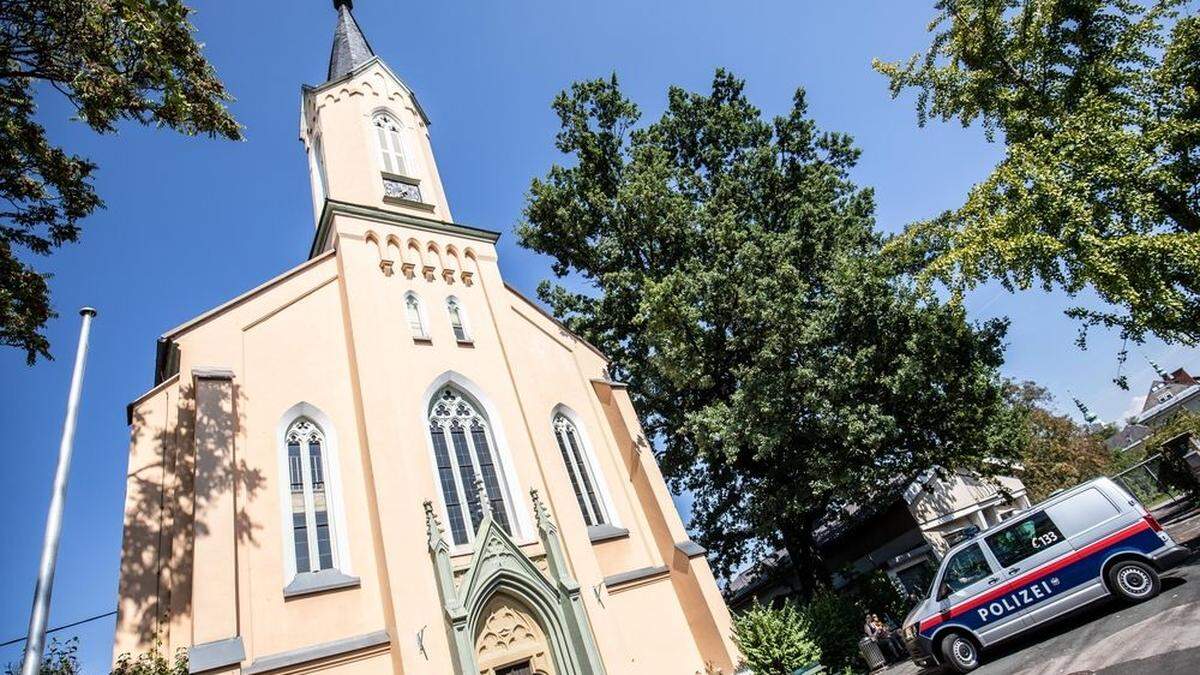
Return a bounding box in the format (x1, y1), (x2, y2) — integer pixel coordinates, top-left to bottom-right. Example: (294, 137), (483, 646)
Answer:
(310, 199), (501, 259)
(503, 282), (610, 364)
(302, 56), (432, 127)
(145, 249), (339, 387)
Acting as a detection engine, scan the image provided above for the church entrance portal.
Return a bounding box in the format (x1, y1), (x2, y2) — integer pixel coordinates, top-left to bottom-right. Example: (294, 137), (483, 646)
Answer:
(474, 594), (556, 675)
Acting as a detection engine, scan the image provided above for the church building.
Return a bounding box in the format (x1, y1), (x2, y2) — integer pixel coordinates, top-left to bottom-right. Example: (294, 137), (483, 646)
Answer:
(112, 2), (740, 674)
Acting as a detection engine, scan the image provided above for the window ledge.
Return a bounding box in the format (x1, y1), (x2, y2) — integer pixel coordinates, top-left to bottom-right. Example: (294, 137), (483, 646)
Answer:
(412, 335), (432, 344)
(383, 195), (436, 212)
(283, 569), (360, 599)
(587, 524), (629, 543)
(381, 171), (420, 186)
(456, 338), (475, 347)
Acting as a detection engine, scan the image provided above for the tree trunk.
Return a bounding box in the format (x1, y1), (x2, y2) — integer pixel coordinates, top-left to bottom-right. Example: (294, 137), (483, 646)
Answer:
(1153, 188), (1200, 234)
(780, 514), (831, 602)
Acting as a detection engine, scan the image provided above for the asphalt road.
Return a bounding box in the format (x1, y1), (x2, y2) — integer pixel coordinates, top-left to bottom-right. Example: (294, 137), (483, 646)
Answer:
(969, 554), (1200, 674)
(886, 508), (1200, 675)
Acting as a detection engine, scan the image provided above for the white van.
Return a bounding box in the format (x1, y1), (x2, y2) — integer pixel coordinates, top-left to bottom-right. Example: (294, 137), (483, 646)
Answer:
(901, 477), (1189, 672)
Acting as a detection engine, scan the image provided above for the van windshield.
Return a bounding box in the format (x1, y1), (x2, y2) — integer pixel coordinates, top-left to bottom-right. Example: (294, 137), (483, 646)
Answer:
(937, 543), (992, 599)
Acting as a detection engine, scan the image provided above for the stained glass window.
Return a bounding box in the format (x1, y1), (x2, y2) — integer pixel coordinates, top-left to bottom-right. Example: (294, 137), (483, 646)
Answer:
(285, 418), (336, 573)
(428, 387), (512, 545)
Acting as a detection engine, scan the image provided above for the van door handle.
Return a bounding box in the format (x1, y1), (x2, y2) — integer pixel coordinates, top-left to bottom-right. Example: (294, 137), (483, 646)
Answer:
(987, 577), (999, 586)
(1007, 567), (1021, 576)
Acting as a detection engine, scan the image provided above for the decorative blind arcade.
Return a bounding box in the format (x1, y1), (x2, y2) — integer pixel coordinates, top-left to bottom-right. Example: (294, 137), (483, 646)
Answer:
(553, 414), (606, 527)
(429, 388), (511, 544)
(287, 419), (335, 573)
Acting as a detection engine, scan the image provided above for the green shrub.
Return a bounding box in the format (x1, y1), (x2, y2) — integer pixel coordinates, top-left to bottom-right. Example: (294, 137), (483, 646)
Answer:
(110, 646), (188, 675)
(732, 600), (822, 675)
(852, 571), (910, 626)
(801, 590), (864, 673)
(5, 638), (79, 675)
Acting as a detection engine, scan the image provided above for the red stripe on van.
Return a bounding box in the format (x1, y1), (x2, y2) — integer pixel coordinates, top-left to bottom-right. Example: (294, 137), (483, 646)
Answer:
(919, 520), (1149, 632)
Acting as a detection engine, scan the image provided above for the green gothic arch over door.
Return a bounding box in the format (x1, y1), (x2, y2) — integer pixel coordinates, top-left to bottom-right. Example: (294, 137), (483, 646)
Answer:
(424, 488), (606, 675)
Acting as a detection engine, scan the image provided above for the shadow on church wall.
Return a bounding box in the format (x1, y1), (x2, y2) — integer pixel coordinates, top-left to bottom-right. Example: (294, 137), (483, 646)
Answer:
(121, 382), (264, 648)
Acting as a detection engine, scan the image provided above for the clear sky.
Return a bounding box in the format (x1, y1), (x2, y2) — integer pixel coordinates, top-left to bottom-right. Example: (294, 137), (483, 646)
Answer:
(2, 1), (1197, 671)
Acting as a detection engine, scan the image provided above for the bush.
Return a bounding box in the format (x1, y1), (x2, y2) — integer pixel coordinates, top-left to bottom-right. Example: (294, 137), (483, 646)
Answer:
(110, 647), (188, 675)
(5, 639), (79, 675)
(801, 590), (864, 673)
(732, 600), (821, 675)
(852, 571), (909, 626)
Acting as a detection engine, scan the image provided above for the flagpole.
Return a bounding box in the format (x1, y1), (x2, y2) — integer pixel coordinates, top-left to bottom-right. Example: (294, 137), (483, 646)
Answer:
(21, 307), (97, 675)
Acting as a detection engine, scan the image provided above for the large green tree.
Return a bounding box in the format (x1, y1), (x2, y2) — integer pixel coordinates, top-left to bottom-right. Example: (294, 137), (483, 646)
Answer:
(875, 0), (1200, 365)
(519, 71), (1023, 592)
(1, 0), (241, 363)
(1006, 380), (1117, 500)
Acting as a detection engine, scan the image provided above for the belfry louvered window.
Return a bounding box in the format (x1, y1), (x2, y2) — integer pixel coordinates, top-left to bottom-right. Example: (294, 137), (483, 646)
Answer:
(553, 414), (607, 526)
(286, 418), (336, 573)
(428, 387), (511, 545)
(372, 112), (407, 175)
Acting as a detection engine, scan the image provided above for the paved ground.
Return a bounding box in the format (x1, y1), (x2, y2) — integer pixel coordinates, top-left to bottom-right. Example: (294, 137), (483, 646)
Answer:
(880, 506), (1200, 675)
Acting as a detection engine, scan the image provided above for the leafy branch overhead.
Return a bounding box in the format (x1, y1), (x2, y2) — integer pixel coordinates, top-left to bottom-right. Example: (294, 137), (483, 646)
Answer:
(520, 70), (1022, 591)
(1, 0), (241, 363)
(874, 0), (1200, 354)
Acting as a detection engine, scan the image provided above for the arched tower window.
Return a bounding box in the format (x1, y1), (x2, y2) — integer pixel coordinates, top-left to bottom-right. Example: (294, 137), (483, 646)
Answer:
(428, 387), (512, 545)
(286, 418), (337, 573)
(446, 296), (470, 342)
(372, 112), (407, 175)
(405, 291), (428, 339)
(552, 414), (608, 526)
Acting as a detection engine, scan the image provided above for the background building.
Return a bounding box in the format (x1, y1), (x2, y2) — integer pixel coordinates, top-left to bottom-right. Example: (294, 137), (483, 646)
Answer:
(729, 470), (1029, 610)
(112, 3), (739, 674)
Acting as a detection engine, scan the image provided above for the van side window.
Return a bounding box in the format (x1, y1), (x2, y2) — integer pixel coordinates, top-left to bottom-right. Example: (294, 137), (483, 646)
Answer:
(939, 544), (992, 598)
(985, 511), (1065, 568)
(1045, 488), (1119, 538)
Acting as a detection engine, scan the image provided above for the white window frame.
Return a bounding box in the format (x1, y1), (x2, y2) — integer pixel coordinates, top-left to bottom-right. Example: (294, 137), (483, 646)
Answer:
(551, 405), (620, 529)
(371, 111), (408, 176)
(445, 295), (471, 342)
(419, 372), (531, 551)
(405, 291), (429, 340)
(276, 403), (352, 583)
(307, 134), (329, 219)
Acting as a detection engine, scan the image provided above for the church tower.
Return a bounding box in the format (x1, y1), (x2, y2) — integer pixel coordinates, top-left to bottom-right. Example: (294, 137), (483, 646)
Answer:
(113, 3), (741, 674)
(300, 0), (452, 227)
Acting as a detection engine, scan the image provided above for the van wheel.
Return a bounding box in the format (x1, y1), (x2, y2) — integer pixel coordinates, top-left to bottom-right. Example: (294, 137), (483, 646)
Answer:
(939, 631), (980, 673)
(1107, 559), (1161, 602)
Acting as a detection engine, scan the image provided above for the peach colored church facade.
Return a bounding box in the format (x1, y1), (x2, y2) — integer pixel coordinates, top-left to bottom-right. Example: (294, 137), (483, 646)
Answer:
(112, 3), (740, 675)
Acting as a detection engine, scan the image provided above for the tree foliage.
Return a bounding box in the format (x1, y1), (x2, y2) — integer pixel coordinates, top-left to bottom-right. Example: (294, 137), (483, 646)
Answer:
(732, 600), (822, 675)
(1, 0), (241, 363)
(519, 70), (1023, 592)
(1007, 380), (1118, 500)
(5, 638), (79, 675)
(875, 0), (1200, 359)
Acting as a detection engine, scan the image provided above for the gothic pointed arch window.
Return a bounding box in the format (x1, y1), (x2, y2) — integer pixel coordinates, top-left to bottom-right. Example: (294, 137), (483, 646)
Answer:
(286, 417), (337, 573)
(372, 111), (407, 175)
(405, 291), (428, 339)
(428, 387), (512, 545)
(552, 413), (609, 527)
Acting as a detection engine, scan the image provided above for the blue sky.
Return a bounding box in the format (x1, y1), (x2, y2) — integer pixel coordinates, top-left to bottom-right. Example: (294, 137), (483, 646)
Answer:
(2, 1), (1196, 671)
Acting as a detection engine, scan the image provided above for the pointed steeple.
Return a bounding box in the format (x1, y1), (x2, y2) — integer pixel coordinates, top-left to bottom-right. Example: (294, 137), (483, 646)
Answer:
(328, 0), (375, 81)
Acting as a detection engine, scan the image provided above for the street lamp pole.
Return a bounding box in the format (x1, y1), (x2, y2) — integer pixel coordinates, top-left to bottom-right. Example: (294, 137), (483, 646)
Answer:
(21, 307), (97, 675)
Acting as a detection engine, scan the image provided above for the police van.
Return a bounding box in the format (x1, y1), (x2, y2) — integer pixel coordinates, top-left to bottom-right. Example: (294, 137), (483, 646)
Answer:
(901, 477), (1190, 672)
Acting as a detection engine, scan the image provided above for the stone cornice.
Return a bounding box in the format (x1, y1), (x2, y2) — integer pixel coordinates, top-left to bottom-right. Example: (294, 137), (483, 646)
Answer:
(311, 199), (501, 259)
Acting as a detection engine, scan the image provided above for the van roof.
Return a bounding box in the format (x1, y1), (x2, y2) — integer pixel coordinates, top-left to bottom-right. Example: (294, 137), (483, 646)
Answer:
(939, 477), (1120, 560)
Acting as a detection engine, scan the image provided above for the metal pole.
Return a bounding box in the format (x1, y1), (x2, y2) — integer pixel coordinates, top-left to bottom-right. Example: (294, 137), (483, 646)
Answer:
(21, 307), (96, 675)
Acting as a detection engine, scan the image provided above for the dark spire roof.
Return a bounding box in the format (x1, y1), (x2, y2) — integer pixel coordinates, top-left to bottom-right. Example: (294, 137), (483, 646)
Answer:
(328, 0), (375, 81)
